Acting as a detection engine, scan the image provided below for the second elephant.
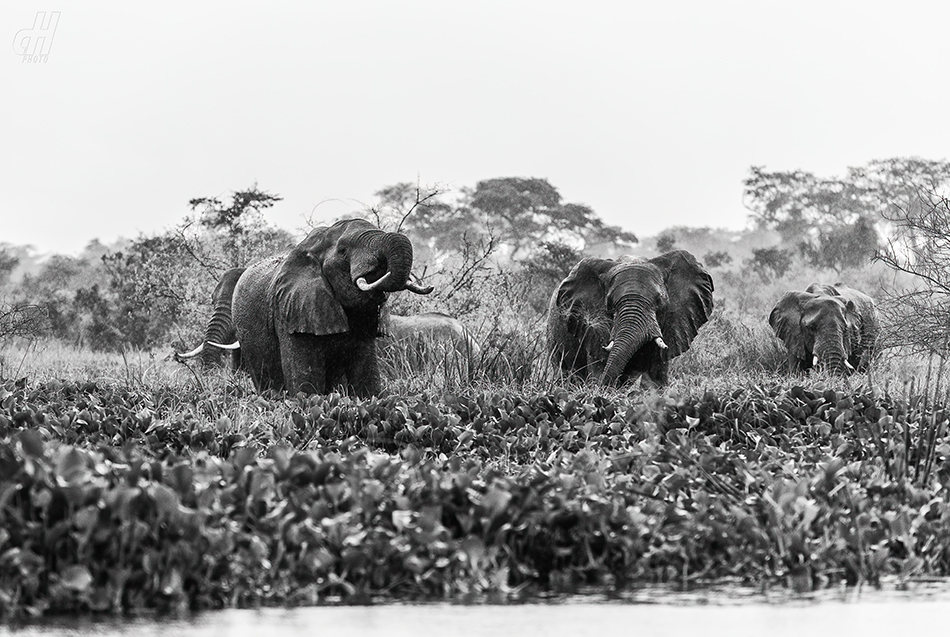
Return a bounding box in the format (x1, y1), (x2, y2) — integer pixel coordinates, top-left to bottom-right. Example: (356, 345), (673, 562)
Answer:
(547, 250), (714, 386)
(769, 282), (878, 374)
(174, 267), (245, 369)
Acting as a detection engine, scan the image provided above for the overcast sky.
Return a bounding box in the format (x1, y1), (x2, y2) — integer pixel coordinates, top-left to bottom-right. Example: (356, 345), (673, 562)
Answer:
(4, 1), (950, 255)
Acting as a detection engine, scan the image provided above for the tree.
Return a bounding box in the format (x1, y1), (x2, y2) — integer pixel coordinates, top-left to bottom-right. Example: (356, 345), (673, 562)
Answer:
(371, 177), (637, 263)
(746, 247), (793, 281)
(876, 190), (950, 354)
(465, 177), (637, 260)
(703, 250), (732, 269)
(517, 241), (585, 313)
(0, 246), (19, 287)
(743, 158), (950, 272)
(189, 185), (283, 268)
(656, 232), (676, 253)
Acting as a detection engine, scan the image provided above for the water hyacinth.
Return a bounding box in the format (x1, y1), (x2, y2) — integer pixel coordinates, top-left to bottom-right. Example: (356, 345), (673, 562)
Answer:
(0, 377), (949, 618)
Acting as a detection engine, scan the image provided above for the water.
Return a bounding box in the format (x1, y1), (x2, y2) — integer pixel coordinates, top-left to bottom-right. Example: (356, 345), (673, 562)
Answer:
(7, 582), (950, 637)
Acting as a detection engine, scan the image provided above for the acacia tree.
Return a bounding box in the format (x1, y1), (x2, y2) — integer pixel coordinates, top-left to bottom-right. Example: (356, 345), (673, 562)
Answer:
(189, 185), (284, 268)
(374, 177), (636, 262)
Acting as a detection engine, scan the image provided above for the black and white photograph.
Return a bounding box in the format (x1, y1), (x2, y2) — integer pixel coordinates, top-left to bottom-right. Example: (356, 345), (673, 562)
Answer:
(4, 2), (950, 634)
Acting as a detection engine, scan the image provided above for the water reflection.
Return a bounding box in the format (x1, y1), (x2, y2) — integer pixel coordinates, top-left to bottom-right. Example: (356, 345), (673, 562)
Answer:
(8, 580), (950, 637)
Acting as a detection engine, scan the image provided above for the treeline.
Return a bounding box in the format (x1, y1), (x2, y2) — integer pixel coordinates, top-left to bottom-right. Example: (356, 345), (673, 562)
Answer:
(3, 159), (950, 357)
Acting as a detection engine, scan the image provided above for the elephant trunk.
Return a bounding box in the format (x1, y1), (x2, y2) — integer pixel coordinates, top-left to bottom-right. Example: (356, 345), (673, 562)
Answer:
(601, 299), (663, 386)
(199, 304), (238, 367)
(357, 231), (431, 294)
(814, 330), (849, 375)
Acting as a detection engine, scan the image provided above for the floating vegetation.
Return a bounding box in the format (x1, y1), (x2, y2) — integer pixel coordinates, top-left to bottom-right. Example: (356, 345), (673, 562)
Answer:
(1, 377), (949, 618)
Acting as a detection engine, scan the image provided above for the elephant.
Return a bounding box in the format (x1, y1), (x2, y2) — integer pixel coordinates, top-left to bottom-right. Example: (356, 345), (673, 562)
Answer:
(547, 250), (714, 386)
(381, 312), (481, 373)
(769, 282), (878, 375)
(174, 267), (245, 369)
(190, 218), (433, 397)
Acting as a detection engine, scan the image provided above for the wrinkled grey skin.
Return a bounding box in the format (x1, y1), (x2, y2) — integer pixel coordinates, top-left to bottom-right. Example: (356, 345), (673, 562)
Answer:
(769, 282), (878, 375)
(381, 312), (481, 372)
(175, 267), (245, 369)
(547, 250), (714, 386)
(227, 218), (432, 397)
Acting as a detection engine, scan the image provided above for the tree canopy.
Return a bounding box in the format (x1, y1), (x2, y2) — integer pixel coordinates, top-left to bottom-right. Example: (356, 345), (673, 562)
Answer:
(373, 177), (637, 261)
(743, 158), (950, 271)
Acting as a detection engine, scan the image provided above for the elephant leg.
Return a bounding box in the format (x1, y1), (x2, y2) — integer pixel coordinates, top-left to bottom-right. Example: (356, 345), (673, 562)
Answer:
(279, 333), (328, 395)
(344, 338), (380, 398)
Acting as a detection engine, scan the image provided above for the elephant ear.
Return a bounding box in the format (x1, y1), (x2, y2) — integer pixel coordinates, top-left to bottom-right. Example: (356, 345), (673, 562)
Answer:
(769, 291), (814, 359)
(274, 250), (349, 336)
(555, 257), (616, 325)
(648, 250), (714, 357)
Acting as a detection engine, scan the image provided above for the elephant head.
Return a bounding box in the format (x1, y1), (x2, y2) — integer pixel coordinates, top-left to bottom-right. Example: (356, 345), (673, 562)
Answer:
(769, 282), (876, 375)
(272, 218), (431, 337)
(547, 250), (714, 386)
(232, 218), (433, 396)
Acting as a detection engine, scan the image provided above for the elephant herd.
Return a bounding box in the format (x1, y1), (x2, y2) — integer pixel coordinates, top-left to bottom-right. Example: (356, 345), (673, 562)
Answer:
(176, 218), (879, 397)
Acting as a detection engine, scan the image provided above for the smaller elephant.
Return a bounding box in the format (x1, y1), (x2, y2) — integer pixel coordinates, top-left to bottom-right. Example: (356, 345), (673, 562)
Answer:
(769, 282), (878, 375)
(381, 312), (481, 373)
(174, 267), (245, 369)
(547, 250), (714, 386)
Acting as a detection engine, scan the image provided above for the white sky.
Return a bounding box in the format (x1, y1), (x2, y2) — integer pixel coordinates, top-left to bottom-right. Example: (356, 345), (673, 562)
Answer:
(3, 1), (950, 255)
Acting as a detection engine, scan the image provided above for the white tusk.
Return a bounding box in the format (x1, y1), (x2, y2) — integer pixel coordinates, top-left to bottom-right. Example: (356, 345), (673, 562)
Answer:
(813, 355), (819, 367)
(604, 340), (614, 351)
(845, 360), (855, 371)
(207, 340), (241, 350)
(356, 271), (392, 292)
(404, 280), (434, 295)
(175, 343), (204, 360)
(655, 337), (668, 350)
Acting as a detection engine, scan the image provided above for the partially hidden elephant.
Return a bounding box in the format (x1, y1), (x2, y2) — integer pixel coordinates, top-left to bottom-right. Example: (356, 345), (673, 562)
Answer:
(381, 312), (481, 372)
(188, 218), (433, 397)
(547, 250), (714, 386)
(175, 267), (245, 369)
(769, 282), (878, 375)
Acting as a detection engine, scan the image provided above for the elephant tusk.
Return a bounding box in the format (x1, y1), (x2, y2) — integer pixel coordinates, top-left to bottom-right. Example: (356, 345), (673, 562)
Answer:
(174, 343), (204, 360)
(356, 271), (392, 292)
(654, 337), (668, 350)
(845, 360), (855, 371)
(604, 340), (614, 352)
(813, 355), (819, 367)
(207, 340), (241, 350)
(404, 280), (434, 295)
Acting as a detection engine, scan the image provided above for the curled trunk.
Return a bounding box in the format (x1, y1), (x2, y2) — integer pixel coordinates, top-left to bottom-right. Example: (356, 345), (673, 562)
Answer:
(359, 231), (415, 293)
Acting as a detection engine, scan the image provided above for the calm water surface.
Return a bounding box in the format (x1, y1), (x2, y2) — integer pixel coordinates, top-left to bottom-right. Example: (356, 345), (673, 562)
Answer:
(7, 582), (950, 637)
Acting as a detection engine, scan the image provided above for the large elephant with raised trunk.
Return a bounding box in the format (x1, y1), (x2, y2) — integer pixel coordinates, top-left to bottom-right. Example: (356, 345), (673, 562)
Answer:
(187, 218), (432, 396)
(547, 250), (714, 386)
(174, 267), (245, 369)
(769, 282), (878, 375)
